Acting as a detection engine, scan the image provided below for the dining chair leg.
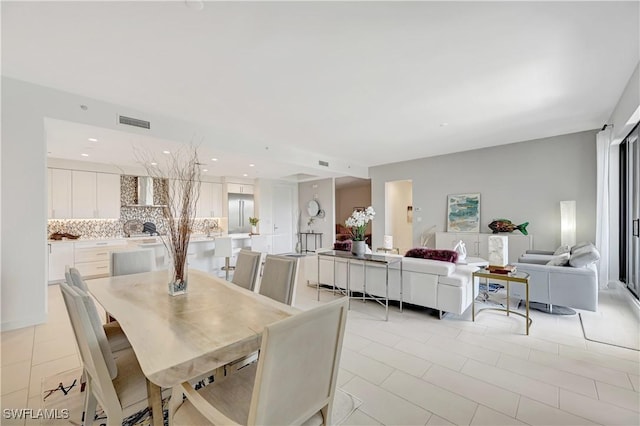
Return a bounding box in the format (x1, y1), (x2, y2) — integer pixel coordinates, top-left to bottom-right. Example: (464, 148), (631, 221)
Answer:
(83, 377), (97, 426)
(169, 386), (184, 426)
(321, 402), (332, 426)
(146, 379), (164, 426)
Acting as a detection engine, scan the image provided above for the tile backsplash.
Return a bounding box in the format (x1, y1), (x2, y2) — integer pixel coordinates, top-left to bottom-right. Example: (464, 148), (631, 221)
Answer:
(48, 216), (228, 240)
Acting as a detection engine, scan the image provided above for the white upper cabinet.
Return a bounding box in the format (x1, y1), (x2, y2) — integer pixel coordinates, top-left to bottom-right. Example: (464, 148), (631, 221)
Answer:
(227, 183), (253, 194)
(49, 169), (73, 219)
(48, 168), (120, 219)
(197, 182), (223, 217)
(96, 173), (121, 218)
(72, 171), (98, 218)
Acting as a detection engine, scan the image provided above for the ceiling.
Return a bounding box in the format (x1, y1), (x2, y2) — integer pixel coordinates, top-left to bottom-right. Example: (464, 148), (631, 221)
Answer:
(3, 1), (639, 180)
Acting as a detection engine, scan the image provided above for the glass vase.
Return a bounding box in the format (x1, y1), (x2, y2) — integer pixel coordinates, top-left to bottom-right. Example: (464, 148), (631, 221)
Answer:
(168, 259), (188, 296)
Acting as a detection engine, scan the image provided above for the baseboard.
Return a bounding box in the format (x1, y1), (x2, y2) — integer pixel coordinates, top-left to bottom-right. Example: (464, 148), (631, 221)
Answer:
(1, 312), (47, 331)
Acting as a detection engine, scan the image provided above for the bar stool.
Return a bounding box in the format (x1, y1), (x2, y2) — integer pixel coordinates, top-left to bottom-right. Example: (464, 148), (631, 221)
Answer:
(214, 236), (234, 280)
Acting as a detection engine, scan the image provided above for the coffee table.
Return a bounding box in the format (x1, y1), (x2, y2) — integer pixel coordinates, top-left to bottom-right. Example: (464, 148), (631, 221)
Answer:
(472, 268), (532, 335)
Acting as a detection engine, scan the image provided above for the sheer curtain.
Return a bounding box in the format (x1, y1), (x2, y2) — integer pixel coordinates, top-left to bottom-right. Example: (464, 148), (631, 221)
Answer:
(596, 126), (612, 289)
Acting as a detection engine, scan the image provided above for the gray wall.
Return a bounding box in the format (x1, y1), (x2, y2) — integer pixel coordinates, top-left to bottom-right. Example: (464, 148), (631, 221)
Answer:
(298, 178), (334, 249)
(370, 130), (598, 252)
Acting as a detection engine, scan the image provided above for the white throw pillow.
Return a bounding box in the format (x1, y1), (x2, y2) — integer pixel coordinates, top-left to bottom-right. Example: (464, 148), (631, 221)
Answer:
(569, 245), (600, 267)
(546, 253), (570, 266)
(553, 245), (570, 256)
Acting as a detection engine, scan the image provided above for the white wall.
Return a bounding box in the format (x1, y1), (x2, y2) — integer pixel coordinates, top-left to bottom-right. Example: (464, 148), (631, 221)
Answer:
(370, 130), (598, 253)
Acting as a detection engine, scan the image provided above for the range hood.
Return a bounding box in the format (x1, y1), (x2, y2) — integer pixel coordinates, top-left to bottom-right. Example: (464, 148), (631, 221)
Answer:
(138, 176), (154, 206)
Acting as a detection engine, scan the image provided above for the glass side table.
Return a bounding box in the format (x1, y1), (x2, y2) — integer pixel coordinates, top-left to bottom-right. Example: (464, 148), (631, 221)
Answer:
(472, 268), (532, 335)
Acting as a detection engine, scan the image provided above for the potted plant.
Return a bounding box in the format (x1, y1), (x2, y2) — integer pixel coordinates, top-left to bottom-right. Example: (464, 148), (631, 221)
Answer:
(249, 217), (259, 234)
(345, 206), (375, 256)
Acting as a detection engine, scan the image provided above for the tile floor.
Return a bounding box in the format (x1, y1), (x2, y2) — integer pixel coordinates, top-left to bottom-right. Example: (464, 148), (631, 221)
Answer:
(2, 278), (639, 426)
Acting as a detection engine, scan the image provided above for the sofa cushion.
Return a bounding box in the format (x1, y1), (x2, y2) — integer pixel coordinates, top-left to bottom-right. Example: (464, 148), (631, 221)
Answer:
(546, 253), (570, 266)
(401, 257), (455, 276)
(569, 245), (600, 267)
(438, 271), (469, 288)
(405, 248), (458, 263)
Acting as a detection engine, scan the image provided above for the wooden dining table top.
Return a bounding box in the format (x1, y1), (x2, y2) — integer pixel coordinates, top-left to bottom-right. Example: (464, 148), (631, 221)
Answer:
(86, 269), (299, 388)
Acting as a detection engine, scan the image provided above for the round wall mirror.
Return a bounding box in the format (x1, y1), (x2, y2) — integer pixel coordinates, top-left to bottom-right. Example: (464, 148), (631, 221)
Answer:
(307, 200), (320, 217)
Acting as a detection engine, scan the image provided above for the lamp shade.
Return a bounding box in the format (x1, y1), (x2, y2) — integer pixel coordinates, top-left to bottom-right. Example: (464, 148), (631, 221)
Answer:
(560, 200), (576, 247)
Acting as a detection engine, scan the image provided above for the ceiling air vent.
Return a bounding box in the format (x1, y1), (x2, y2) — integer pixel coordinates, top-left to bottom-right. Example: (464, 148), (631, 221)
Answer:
(118, 115), (151, 129)
(318, 160), (329, 167)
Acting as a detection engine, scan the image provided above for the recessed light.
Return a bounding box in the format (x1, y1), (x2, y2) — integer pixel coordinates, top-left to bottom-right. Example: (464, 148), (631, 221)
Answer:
(151, 162), (157, 166)
(163, 150), (170, 154)
(440, 122), (449, 127)
(211, 158), (218, 162)
(243, 173), (248, 177)
(202, 169), (208, 172)
(88, 138), (98, 142)
(249, 164), (255, 167)
(81, 153), (89, 157)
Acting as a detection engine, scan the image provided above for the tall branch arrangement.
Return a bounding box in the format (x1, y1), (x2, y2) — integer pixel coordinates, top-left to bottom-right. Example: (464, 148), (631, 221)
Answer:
(139, 145), (201, 284)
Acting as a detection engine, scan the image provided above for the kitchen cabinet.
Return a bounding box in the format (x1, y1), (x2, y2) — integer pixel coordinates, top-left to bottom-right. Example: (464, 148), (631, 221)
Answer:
(227, 183), (253, 194)
(435, 232), (532, 263)
(47, 242), (74, 282)
(71, 171), (120, 219)
(196, 182), (223, 218)
(48, 169), (72, 219)
(74, 240), (126, 278)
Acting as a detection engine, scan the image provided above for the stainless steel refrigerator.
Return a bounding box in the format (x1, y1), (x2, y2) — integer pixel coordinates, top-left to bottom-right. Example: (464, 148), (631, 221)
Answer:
(228, 193), (254, 234)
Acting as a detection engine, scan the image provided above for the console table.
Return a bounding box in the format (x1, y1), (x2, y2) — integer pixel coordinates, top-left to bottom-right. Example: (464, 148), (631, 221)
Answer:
(299, 232), (322, 253)
(317, 250), (402, 321)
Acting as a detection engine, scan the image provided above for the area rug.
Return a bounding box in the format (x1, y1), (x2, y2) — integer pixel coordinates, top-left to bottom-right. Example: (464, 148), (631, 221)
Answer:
(42, 368), (362, 425)
(578, 283), (640, 351)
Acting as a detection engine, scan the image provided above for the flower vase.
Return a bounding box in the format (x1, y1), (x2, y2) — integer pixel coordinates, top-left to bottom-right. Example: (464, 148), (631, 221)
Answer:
(168, 259), (188, 296)
(251, 225), (257, 235)
(351, 240), (366, 257)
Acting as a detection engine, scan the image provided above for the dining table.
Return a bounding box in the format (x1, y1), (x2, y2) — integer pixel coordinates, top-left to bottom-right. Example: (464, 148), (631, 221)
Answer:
(86, 269), (300, 426)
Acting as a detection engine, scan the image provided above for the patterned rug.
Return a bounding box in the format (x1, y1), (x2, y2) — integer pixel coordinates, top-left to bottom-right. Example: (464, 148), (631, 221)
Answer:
(42, 368), (362, 425)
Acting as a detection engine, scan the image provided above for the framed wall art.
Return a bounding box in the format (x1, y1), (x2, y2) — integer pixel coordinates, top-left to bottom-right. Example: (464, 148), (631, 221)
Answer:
(447, 193), (480, 232)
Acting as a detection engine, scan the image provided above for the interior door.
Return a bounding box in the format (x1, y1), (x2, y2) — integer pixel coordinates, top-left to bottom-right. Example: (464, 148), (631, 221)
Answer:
(272, 185), (294, 254)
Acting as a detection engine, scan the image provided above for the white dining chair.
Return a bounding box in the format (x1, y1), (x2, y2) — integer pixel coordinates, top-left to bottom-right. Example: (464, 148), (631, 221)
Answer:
(60, 283), (166, 426)
(170, 297), (349, 426)
(65, 267), (130, 352)
(231, 249), (262, 291)
(258, 254), (298, 305)
(110, 249), (156, 276)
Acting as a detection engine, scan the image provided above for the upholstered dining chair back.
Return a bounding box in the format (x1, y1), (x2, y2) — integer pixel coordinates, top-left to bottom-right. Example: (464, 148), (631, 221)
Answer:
(111, 249), (155, 276)
(60, 283), (123, 419)
(231, 249), (262, 291)
(258, 255), (298, 305)
(65, 266), (89, 292)
(170, 297), (349, 425)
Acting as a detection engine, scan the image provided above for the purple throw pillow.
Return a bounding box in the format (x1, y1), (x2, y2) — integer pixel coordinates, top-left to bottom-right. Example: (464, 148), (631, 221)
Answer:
(404, 248), (458, 263)
(334, 240), (352, 251)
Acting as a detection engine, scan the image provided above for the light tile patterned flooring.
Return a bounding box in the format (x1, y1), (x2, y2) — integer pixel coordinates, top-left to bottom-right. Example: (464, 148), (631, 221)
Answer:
(2, 279), (639, 425)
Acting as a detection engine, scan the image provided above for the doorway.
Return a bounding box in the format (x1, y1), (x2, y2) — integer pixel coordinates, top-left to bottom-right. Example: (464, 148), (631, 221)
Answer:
(385, 180), (413, 253)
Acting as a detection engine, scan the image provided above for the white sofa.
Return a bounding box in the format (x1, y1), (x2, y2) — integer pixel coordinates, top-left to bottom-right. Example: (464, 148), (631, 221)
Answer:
(513, 245), (599, 312)
(316, 253), (479, 316)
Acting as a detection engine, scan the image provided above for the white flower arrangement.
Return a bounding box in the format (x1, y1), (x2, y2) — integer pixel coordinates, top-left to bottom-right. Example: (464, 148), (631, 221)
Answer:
(345, 206), (375, 241)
